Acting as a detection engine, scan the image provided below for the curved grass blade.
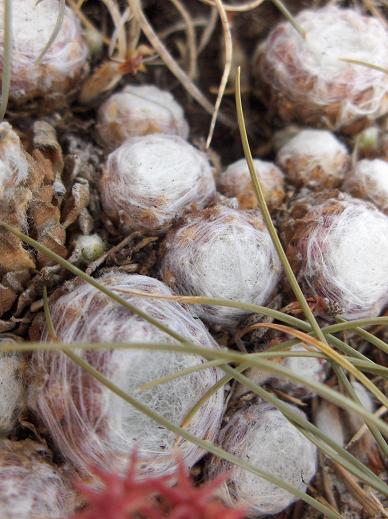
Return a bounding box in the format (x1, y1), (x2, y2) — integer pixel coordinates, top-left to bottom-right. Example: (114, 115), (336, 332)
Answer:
(336, 317), (388, 356)
(340, 57), (388, 75)
(334, 365), (388, 460)
(248, 322), (388, 409)
(5, 337), (388, 436)
(235, 68), (326, 345)
(0, 0), (12, 120)
(35, 0), (65, 64)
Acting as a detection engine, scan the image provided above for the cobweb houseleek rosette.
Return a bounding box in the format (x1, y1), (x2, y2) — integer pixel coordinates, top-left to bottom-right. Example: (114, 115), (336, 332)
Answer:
(280, 192), (388, 320)
(217, 158), (285, 211)
(99, 134), (215, 233)
(276, 129), (350, 190)
(97, 84), (189, 150)
(161, 205), (282, 329)
(0, 439), (76, 519)
(0, 0), (88, 107)
(28, 272), (225, 479)
(343, 159), (388, 214)
(254, 6), (388, 133)
(207, 402), (317, 517)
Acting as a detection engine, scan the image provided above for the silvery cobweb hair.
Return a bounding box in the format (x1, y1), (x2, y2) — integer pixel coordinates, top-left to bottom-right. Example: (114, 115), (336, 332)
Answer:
(255, 6), (388, 132)
(99, 134), (216, 233)
(217, 158), (285, 212)
(276, 129), (349, 189)
(160, 205), (282, 329)
(97, 84), (189, 150)
(206, 402), (317, 517)
(28, 272), (224, 479)
(0, 0), (88, 105)
(0, 122), (29, 199)
(0, 440), (76, 519)
(0, 346), (25, 435)
(343, 159), (388, 214)
(283, 194), (388, 320)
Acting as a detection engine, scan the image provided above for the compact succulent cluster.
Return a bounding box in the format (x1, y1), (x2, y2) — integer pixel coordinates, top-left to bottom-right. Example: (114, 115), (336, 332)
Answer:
(0, 1), (386, 518)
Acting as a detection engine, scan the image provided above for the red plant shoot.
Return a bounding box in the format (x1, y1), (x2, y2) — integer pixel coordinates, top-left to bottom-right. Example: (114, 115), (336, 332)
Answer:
(70, 450), (246, 519)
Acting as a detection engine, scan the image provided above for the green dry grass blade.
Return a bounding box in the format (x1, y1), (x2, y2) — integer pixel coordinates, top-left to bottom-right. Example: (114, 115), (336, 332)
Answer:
(139, 352), (388, 393)
(335, 365), (388, 460)
(340, 57), (388, 75)
(0, 0), (12, 120)
(235, 68), (326, 345)
(336, 319), (388, 356)
(116, 289), (309, 329)
(353, 327), (388, 355)
(35, 0), (65, 64)
(252, 323), (388, 409)
(115, 290), (388, 348)
(271, 0), (305, 36)
(5, 336), (387, 436)
(3, 335), (386, 492)
(40, 292), (342, 519)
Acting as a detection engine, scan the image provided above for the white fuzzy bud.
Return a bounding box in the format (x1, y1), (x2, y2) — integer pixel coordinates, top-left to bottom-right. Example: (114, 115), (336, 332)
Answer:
(28, 272), (224, 478)
(99, 134), (215, 233)
(276, 129), (349, 189)
(74, 234), (106, 263)
(0, 348), (25, 435)
(285, 196), (388, 320)
(207, 403), (317, 516)
(0, 0), (88, 106)
(0, 440), (76, 518)
(256, 7), (388, 132)
(161, 205), (282, 329)
(343, 159), (388, 214)
(217, 158), (285, 211)
(97, 85), (189, 150)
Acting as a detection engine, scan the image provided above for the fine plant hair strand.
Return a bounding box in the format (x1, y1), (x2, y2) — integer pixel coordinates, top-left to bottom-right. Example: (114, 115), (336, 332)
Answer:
(35, 0), (66, 64)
